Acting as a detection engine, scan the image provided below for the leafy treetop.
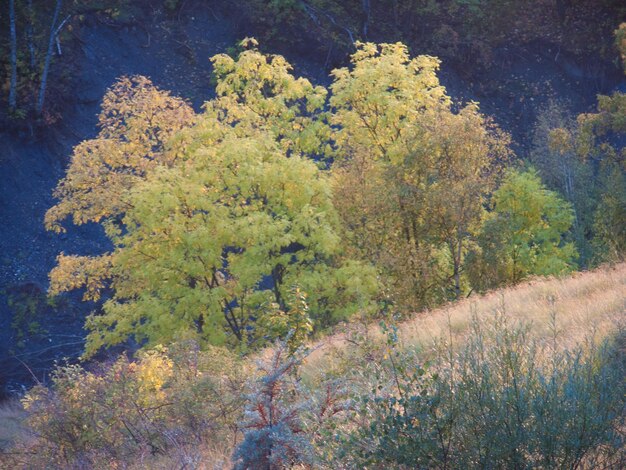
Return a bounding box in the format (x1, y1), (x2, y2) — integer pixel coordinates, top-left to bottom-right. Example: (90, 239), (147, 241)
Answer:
(45, 76), (195, 232)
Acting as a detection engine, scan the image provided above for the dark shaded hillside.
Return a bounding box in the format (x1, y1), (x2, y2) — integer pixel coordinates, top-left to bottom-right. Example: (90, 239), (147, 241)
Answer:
(0, 5), (236, 396)
(0, 1), (624, 396)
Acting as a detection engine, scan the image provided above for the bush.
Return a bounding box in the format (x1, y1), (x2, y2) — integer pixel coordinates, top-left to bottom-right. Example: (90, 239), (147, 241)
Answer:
(233, 341), (350, 470)
(336, 314), (626, 469)
(15, 342), (247, 468)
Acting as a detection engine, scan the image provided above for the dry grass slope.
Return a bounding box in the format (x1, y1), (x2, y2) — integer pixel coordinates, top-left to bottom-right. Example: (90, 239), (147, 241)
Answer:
(1, 264), (624, 468)
(305, 263), (626, 376)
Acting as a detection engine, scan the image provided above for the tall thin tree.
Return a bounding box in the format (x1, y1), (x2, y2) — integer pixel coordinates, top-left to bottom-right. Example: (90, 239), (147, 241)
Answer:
(8, 0), (18, 111)
(36, 0), (62, 115)
(26, 0), (36, 70)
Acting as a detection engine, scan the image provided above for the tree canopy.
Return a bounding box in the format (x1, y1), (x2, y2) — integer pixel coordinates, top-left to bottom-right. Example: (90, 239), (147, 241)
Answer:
(470, 168), (577, 288)
(45, 75), (196, 231)
(47, 43), (378, 357)
(47, 39), (615, 358)
(330, 42), (510, 307)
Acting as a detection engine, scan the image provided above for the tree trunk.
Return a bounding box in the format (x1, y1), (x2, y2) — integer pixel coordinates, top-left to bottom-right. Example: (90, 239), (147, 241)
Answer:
(555, 0), (571, 24)
(447, 232), (463, 300)
(27, 0), (36, 70)
(392, 0), (399, 29)
(8, 0), (18, 111)
(361, 0), (370, 38)
(36, 0), (62, 116)
(271, 263), (286, 311)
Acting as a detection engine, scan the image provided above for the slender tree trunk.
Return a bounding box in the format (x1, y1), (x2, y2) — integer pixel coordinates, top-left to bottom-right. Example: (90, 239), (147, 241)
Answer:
(453, 238), (462, 300)
(361, 0), (370, 38)
(271, 263), (286, 311)
(555, 0), (570, 24)
(392, 0), (399, 29)
(8, 0), (18, 111)
(27, 0), (36, 70)
(561, 155), (588, 265)
(36, 0), (62, 115)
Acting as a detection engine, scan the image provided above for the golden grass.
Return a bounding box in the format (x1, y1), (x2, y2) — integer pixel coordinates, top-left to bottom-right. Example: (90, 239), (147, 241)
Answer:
(125, 445), (233, 470)
(303, 263), (626, 376)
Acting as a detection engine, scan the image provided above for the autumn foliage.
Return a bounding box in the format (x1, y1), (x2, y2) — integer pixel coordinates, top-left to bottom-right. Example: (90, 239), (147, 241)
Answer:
(44, 40), (587, 358)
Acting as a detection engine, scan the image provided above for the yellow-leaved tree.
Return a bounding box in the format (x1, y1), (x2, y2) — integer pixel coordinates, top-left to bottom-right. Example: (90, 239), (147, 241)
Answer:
(45, 75), (196, 231)
(47, 42), (377, 357)
(330, 42), (510, 308)
(45, 76), (196, 303)
(547, 23), (626, 263)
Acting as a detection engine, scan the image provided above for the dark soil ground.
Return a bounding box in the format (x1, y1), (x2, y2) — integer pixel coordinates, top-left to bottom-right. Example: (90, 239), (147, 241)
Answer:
(0, 3), (623, 397)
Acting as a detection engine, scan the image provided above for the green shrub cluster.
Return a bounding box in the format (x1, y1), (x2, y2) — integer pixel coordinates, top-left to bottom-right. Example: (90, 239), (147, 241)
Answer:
(333, 317), (626, 469)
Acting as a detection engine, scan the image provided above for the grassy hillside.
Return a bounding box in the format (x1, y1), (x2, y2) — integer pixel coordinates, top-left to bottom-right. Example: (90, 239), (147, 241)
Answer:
(1, 264), (624, 468)
(304, 262), (626, 378)
(0, 3), (623, 468)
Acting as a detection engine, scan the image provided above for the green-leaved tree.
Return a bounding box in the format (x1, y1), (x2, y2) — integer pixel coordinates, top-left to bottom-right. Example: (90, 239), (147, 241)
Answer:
(470, 168), (578, 289)
(47, 42), (377, 357)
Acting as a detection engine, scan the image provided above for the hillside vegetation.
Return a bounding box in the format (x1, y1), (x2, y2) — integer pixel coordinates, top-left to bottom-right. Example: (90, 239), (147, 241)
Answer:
(304, 262), (626, 376)
(0, 2), (625, 469)
(1, 263), (624, 468)
(39, 38), (624, 360)
(1, 0), (625, 389)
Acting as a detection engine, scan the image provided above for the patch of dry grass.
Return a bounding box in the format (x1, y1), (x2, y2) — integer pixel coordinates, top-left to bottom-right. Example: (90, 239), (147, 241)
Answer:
(304, 263), (626, 376)
(124, 444), (233, 470)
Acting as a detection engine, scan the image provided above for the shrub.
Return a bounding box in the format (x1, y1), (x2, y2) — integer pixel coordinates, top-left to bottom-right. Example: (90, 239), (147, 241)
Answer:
(16, 342), (247, 468)
(233, 341), (349, 469)
(337, 314), (626, 469)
